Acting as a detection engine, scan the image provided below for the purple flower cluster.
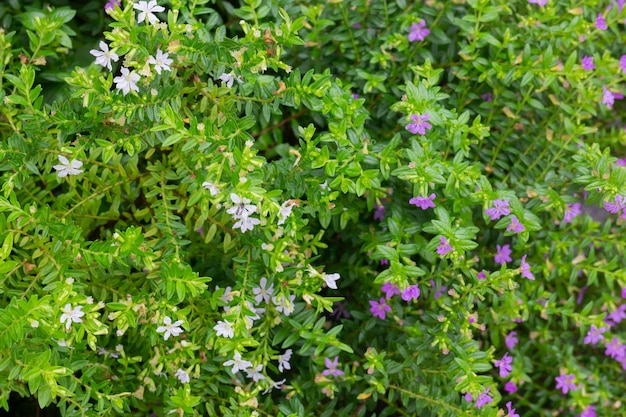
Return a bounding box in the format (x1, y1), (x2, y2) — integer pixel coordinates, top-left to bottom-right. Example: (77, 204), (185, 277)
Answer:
(370, 282), (420, 319)
(603, 194), (626, 218)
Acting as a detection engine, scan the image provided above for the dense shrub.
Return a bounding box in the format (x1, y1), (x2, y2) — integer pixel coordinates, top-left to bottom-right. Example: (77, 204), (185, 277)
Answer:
(1, 0), (625, 416)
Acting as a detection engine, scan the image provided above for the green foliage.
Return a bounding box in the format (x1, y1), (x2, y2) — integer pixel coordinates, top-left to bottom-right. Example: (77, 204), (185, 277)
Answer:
(1, 0), (625, 416)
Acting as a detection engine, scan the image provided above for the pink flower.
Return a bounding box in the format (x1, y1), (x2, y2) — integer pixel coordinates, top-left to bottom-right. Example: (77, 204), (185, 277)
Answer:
(620, 55), (626, 74)
(369, 298), (392, 319)
(408, 20), (430, 42)
(528, 0), (547, 5)
(409, 193), (436, 210)
(477, 270), (487, 280)
(495, 244), (512, 265)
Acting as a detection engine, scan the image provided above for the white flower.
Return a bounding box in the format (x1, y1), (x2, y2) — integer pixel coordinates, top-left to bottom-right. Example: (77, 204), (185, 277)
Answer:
(245, 364), (265, 382)
(89, 41), (119, 71)
(147, 49), (173, 74)
(322, 272), (340, 290)
(227, 193), (257, 219)
(219, 72), (235, 88)
(175, 368), (190, 384)
(233, 216), (260, 233)
(60, 304), (85, 330)
(216, 285), (233, 304)
(224, 352), (252, 374)
(277, 201), (294, 225)
(133, 0), (164, 24)
(202, 181), (220, 196)
(114, 67), (140, 95)
(252, 277), (274, 305)
(213, 320), (234, 338)
(156, 315), (184, 341)
(243, 302), (260, 329)
(53, 155), (83, 177)
(262, 378), (286, 395)
(273, 294), (296, 316)
(278, 349), (292, 373)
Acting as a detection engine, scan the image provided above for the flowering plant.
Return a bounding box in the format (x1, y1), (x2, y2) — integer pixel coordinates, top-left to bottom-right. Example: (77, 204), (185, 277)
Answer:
(1, 0), (625, 416)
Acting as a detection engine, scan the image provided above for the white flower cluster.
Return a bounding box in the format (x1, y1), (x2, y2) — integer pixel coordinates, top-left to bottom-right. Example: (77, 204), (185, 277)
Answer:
(88, 1), (172, 96)
(227, 193), (261, 233)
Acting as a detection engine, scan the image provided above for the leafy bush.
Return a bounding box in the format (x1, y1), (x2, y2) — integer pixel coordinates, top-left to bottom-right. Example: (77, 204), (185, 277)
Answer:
(1, 0), (625, 416)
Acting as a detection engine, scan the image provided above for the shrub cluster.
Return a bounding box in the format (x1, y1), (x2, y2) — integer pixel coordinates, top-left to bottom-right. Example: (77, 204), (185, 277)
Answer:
(1, 0), (625, 416)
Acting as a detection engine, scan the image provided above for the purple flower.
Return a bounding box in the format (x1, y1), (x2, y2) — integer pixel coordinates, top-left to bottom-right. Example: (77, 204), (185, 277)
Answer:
(584, 325), (607, 345)
(322, 356), (344, 377)
(401, 284), (420, 301)
(604, 194), (626, 214)
(494, 352), (513, 377)
(495, 244), (512, 265)
(609, 305), (626, 324)
(506, 402), (520, 417)
(105, 0), (121, 12)
(477, 270), (487, 280)
(504, 381), (518, 394)
(605, 337), (626, 359)
(481, 92), (493, 102)
(563, 203), (581, 223)
(373, 203), (385, 221)
(405, 114), (432, 135)
(580, 405), (596, 417)
(409, 193), (436, 210)
(505, 331), (519, 350)
(436, 236), (453, 256)
(602, 85), (624, 109)
(330, 301), (350, 320)
(506, 215), (525, 234)
(474, 387), (493, 408)
(485, 199), (511, 220)
(528, 0), (547, 5)
(520, 255), (535, 280)
(430, 280), (447, 300)
(620, 55), (626, 74)
(380, 259), (389, 266)
(464, 392), (473, 402)
(581, 56), (595, 70)
(381, 282), (400, 298)
(595, 13), (608, 30)
(369, 298), (392, 319)
(622, 287), (626, 298)
(408, 20), (430, 42)
(616, 158), (626, 167)
(555, 373), (576, 394)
